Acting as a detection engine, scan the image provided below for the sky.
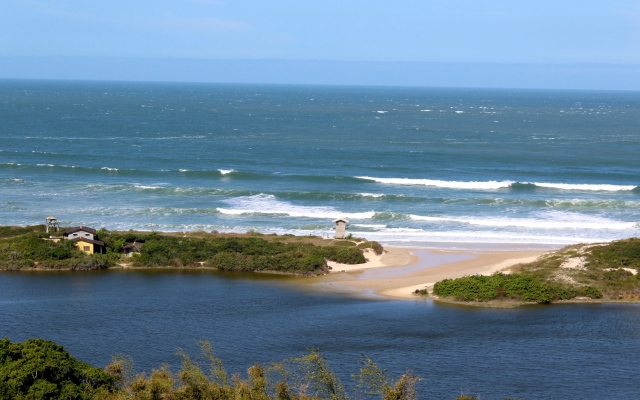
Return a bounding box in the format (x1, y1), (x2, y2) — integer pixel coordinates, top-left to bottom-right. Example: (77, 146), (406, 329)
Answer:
(2, 0), (640, 89)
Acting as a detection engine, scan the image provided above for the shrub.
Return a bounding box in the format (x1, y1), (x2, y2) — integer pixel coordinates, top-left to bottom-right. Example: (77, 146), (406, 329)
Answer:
(433, 273), (571, 304)
(580, 286), (603, 299)
(356, 241), (384, 255)
(0, 338), (116, 399)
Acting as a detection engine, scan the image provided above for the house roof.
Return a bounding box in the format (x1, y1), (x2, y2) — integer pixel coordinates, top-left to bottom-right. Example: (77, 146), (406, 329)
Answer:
(69, 237), (105, 246)
(332, 218), (349, 223)
(123, 242), (143, 251)
(62, 226), (97, 235)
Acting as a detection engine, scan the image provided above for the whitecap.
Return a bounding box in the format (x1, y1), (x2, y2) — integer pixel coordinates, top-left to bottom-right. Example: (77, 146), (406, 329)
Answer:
(356, 176), (513, 190)
(532, 182), (636, 192)
(409, 212), (637, 230)
(217, 194), (374, 220)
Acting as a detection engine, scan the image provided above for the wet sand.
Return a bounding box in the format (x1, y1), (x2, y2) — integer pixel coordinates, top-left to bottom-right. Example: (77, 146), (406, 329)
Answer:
(316, 247), (547, 299)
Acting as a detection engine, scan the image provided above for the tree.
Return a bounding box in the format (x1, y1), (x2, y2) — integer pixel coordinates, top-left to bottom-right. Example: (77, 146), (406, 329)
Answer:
(0, 338), (116, 399)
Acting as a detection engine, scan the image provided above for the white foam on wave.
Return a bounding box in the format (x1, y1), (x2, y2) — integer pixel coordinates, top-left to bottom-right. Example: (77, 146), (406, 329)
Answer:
(218, 169), (235, 175)
(357, 176), (637, 192)
(101, 167), (118, 171)
(134, 185), (164, 190)
(37, 164), (55, 167)
(533, 182), (636, 191)
(358, 193), (385, 198)
(376, 110), (387, 114)
(356, 176), (513, 190)
(351, 224), (388, 229)
(409, 211), (637, 230)
(217, 194), (374, 220)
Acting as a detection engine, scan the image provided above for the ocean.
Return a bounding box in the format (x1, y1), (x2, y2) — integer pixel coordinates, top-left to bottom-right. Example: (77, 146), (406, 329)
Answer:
(1, 79), (639, 248)
(2, 79), (640, 399)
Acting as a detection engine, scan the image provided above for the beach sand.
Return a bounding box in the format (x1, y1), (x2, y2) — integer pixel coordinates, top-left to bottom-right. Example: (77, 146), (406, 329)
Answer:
(317, 247), (547, 299)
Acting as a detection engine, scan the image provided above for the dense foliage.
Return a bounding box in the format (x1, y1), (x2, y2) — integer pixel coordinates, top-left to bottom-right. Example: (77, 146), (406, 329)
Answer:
(433, 273), (602, 304)
(105, 231), (366, 274)
(0, 226), (370, 275)
(0, 338), (116, 399)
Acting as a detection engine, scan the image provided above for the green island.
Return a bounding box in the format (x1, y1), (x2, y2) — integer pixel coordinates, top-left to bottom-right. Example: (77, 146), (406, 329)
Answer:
(0, 337), (506, 400)
(0, 225), (383, 276)
(428, 238), (640, 306)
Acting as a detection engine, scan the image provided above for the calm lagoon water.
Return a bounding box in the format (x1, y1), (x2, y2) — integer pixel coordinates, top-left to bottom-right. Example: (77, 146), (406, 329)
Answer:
(1, 269), (639, 400)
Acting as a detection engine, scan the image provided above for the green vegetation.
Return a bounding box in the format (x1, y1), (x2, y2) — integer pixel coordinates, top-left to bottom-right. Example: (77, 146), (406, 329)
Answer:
(0, 338), (116, 399)
(0, 225), (113, 270)
(432, 238), (640, 305)
(434, 273), (602, 304)
(1, 339), (424, 400)
(412, 288), (428, 296)
(0, 226), (376, 275)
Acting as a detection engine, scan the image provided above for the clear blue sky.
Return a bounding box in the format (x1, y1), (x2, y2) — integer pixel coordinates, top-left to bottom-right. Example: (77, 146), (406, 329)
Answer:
(2, 0), (640, 89)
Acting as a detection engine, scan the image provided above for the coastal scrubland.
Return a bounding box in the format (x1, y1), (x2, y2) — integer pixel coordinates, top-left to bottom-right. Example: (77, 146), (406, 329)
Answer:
(0, 225), (381, 275)
(3, 225), (639, 305)
(431, 238), (640, 305)
(1, 337), (505, 400)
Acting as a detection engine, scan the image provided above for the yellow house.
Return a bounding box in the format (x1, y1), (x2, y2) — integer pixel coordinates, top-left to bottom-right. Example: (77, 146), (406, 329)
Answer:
(62, 226), (105, 254)
(70, 237), (105, 255)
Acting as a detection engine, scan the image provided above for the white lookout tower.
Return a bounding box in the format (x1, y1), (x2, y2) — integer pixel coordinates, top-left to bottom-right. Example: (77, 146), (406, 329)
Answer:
(45, 216), (60, 233)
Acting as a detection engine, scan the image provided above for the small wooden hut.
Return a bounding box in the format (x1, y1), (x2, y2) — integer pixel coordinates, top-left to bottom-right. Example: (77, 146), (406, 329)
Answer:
(333, 218), (349, 239)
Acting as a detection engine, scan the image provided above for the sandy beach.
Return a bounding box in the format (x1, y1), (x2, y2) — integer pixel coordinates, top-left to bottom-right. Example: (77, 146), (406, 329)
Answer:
(318, 246), (548, 299)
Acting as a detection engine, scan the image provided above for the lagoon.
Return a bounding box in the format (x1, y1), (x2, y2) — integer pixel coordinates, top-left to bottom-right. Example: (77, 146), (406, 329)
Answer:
(1, 269), (639, 399)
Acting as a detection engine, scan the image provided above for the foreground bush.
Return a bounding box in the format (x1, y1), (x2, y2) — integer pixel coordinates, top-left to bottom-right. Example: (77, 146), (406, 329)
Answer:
(103, 343), (422, 400)
(0, 338), (116, 399)
(1, 339), (422, 400)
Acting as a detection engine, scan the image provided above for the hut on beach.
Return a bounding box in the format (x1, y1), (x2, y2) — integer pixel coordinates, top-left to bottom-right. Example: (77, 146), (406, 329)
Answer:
(333, 218), (349, 239)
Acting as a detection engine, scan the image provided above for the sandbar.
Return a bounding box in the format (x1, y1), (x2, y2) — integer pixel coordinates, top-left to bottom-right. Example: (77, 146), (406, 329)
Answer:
(315, 247), (548, 299)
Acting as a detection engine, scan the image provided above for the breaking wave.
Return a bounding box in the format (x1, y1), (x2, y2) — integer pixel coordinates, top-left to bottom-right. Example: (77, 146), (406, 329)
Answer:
(356, 176), (638, 192)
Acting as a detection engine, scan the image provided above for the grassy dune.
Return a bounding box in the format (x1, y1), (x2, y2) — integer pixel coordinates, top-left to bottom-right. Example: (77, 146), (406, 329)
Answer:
(432, 238), (640, 305)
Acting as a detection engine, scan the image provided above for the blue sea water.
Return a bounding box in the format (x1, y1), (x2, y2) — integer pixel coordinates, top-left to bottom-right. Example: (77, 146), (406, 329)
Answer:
(1, 79), (639, 248)
(2, 80), (640, 399)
